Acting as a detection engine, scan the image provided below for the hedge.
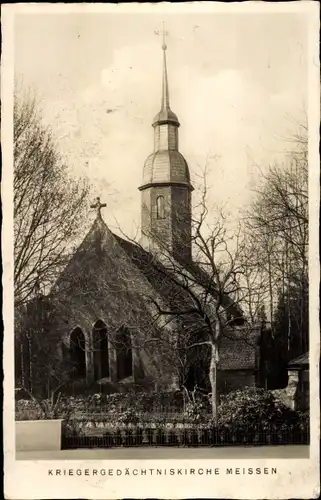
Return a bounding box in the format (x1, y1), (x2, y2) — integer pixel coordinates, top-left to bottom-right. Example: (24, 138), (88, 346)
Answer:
(16, 387), (309, 434)
(15, 390), (187, 420)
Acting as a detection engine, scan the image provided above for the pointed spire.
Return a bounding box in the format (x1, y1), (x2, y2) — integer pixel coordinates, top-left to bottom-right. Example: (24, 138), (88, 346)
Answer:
(153, 22), (179, 127)
(161, 22), (170, 110)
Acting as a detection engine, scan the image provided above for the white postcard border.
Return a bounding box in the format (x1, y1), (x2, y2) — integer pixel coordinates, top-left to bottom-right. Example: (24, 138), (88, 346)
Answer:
(2, 2), (320, 499)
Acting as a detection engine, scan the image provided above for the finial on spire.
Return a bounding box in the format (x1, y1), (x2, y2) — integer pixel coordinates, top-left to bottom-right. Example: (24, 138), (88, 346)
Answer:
(155, 21), (168, 51)
(91, 196), (106, 218)
(161, 21), (167, 51)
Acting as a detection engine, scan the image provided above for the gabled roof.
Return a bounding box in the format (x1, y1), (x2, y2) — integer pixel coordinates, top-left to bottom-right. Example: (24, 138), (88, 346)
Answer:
(50, 216), (166, 334)
(51, 215), (244, 336)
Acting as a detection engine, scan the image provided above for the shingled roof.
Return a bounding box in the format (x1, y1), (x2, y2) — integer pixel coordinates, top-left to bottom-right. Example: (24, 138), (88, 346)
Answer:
(218, 328), (260, 370)
(115, 232), (244, 324)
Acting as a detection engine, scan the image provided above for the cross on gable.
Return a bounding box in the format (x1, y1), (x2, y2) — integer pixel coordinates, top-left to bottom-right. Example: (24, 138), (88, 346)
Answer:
(154, 21), (168, 51)
(90, 196), (107, 218)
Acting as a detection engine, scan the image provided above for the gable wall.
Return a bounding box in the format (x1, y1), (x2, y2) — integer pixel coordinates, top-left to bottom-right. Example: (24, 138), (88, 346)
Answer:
(47, 223), (179, 390)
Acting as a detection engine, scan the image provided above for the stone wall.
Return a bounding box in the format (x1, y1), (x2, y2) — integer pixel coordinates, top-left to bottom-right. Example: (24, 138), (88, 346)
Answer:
(272, 369), (309, 411)
(271, 370), (299, 410)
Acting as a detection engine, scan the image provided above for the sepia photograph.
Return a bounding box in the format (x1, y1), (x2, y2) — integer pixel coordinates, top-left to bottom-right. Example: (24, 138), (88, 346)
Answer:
(2, 2), (319, 499)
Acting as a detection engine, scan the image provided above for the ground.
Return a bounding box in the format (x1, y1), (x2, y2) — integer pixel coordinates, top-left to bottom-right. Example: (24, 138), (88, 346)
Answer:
(17, 445), (309, 460)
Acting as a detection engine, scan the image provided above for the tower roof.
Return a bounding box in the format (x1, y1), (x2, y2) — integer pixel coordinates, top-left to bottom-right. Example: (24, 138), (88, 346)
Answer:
(140, 27), (192, 192)
(141, 150), (192, 190)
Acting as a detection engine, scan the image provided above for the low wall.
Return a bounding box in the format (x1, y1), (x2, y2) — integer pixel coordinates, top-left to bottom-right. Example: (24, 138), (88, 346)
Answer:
(16, 419), (63, 452)
(271, 371), (299, 410)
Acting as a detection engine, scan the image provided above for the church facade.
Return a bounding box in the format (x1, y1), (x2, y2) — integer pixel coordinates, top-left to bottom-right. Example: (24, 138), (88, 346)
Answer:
(16, 38), (262, 397)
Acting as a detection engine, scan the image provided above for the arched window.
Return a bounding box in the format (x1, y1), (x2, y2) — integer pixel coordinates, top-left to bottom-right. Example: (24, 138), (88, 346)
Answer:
(156, 195), (165, 219)
(70, 327), (86, 378)
(115, 327), (133, 380)
(93, 320), (109, 380)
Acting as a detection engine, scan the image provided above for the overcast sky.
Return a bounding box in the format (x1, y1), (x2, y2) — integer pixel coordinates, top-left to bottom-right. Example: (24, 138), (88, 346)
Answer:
(14, 10), (308, 238)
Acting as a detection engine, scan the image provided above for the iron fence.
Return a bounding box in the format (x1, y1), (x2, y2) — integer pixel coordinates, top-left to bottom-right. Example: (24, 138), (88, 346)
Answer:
(61, 424), (309, 449)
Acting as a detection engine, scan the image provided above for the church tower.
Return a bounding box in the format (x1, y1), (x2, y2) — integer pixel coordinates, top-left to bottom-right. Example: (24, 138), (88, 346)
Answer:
(139, 30), (194, 263)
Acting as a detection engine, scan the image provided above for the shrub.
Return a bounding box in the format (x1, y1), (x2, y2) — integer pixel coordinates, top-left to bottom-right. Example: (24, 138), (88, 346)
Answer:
(101, 390), (183, 413)
(116, 409), (140, 425)
(183, 401), (211, 423)
(63, 419), (86, 438)
(15, 395), (73, 420)
(15, 399), (45, 421)
(15, 390), (186, 420)
(217, 387), (305, 430)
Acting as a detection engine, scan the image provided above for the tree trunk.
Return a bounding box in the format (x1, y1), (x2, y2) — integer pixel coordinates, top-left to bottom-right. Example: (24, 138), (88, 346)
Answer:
(209, 342), (218, 422)
(28, 336), (33, 394)
(267, 252), (274, 334)
(20, 341), (24, 387)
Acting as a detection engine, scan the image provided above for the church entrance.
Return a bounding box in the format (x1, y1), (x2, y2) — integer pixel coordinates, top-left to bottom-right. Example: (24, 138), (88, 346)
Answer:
(116, 327), (133, 381)
(70, 328), (86, 378)
(93, 320), (109, 380)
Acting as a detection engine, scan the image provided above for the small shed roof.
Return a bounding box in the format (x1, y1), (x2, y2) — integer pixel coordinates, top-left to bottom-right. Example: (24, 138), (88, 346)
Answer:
(288, 352), (309, 369)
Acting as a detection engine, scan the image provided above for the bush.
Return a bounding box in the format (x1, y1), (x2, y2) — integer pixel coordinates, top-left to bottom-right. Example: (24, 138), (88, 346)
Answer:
(15, 399), (46, 421)
(99, 390), (183, 413)
(217, 387), (305, 430)
(15, 395), (73, 420)
(63, 419), (86, 438)
(67, 390), (184, 414)
(183, 401), (211, 423)
(116, 408), (140, 425)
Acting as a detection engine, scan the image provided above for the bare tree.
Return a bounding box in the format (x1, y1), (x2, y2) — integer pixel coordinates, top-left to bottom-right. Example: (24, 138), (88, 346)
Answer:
(245, 121), (308, 357)
(14, 88), (91, 307)
(236, 238), (270, 325)
(112, 172), (261, 421)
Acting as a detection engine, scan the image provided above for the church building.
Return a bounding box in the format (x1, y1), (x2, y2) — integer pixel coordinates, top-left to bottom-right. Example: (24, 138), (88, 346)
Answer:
(16, 35), (262, 397)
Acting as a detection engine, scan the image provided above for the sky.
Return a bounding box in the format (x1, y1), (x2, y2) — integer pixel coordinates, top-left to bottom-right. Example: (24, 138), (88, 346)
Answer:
(14, 10), (308, 239)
